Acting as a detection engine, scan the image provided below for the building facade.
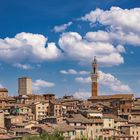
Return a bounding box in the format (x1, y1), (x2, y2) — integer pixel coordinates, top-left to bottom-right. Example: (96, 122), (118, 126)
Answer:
(0, 110), (4, 128)
(18, 77), (32, 96)
(0, 88), (8, 98)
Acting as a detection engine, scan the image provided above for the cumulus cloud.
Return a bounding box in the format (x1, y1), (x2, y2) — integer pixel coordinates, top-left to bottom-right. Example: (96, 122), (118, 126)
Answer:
(0, 32), (62, 64)
(75, 77), (91, 83)
(0, 83), (3, 88)
(85, 30), (140, 46)
(59, 32), (124, 66)
(60, 69), (77, 75)
(73, 91), (91, 99)
(82, 7), (140, 34)
(0, 32), (126, 67)
(53, 22), (72, 33)
(75, 71), (131, 93)
(33, 79), (55, 91)
(99, 71), (131, 92)
(60, 69), (89, 75)
(82, 7), (140, 47)
(13, 63), (33, 70)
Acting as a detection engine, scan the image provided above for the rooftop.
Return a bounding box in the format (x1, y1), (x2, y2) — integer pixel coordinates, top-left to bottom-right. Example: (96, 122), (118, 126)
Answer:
(0, 88), (8, 92)
(89, 94), (134, 100)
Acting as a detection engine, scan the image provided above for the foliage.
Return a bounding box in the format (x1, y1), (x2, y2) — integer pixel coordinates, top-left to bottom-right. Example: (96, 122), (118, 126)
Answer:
(23, 131), (64, 140)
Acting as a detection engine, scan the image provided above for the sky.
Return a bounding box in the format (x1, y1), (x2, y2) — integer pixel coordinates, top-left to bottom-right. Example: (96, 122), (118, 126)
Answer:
(0, 0), (140, 98)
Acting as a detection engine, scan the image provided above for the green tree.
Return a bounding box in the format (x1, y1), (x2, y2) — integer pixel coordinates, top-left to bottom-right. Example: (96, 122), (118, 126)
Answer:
(23, 131), (64, 140)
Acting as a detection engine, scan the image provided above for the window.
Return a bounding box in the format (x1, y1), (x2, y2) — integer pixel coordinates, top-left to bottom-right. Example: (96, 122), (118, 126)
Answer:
(109, 124), (111, 127)
(80, 130), (83, 135)
(127, 109), (129, 112)
(67, 132), (69, 136)
(99, 136), (102, 140)
(96, 129), (98, 133)
(73, 131), (75, 136)
(122, 109), (124, 112)
(137, 131), (138, 135)
(108, 137), (111, 140)
(122, 101), (125, 104)
(132, 131), (134, 135)
(91, 130), (93, 136)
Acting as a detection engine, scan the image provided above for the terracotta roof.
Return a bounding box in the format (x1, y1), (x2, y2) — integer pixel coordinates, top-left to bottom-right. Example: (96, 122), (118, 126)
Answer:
(0, 88), (8, 92)
(0, 127), (7, 134)
(120, 124), (135, 127)
(128, 120), (140, 124)
(131, 111), (140, 115)
(33, 124), (54, 133)
(93, 118), (103, 123)
(73, 126), (86, 130)
(13, 121), (37, 127)
(115, 134), (133, 138)
(94, 102), (112, 108)
(52, 123), (75, 132)
(80, 109), (102, 113)
(66, 114), (92, 124)
(89, 94), (133, 100)
(103, 114), (127, 122)
(0, 134), (20, 139)
(11, 128), (39, 135)
(50, 99), (62, 105)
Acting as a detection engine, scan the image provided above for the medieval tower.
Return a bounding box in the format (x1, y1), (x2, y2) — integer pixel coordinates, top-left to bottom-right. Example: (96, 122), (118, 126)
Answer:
(90, 57), (98, 97)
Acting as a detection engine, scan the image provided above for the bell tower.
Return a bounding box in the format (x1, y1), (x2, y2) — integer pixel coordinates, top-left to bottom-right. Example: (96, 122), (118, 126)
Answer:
(90, 56), (98, 97)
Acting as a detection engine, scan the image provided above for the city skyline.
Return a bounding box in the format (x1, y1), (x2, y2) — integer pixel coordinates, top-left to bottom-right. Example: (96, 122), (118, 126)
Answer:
(0, 0), (140, 97)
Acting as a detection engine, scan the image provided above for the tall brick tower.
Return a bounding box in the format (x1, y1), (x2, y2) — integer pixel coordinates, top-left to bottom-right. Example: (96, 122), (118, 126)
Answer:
(90, 57), (98, 97)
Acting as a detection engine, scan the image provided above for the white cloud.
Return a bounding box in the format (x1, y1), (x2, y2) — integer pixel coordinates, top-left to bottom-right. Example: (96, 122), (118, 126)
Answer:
(33, 79), (55, 91)
(60, 69), (89, 75)
(82, 7), (140, 34)
(73, 91), (91, 99)
(99, 71), (131, 92)
(85, 30), (140, 46)
(53, 22), (72, 33)
(13, 63), (33, 70)
(0, 84), (3, 88)
(79, 71), (89, 75)
(0, 32), (125, 67)
(75, 71), (131, 93)
(60, 69), (77, 75)
(58, 32), (124, 66)
(82, 7), (140, 47)
(0, 32), (62, 64)
(75, 76), (91, 83)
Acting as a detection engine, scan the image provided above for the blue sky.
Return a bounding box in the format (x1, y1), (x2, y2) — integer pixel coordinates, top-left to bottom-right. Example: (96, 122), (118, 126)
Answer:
(0, 0), (140, 98)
